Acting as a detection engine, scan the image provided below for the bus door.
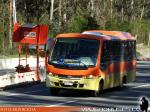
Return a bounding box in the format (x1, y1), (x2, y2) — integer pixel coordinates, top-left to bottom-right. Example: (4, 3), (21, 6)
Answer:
(100, 41), (114, 89)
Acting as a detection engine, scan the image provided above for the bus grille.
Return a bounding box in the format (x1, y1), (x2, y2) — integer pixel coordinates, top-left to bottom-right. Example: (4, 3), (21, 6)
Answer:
(57, 75), (82, 80)
(53, 81), (84, 88)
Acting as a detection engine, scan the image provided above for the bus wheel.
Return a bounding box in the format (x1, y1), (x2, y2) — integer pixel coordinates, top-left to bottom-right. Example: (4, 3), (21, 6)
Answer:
(119, 79), (123, 88)
(94, 80), (104, 97)
(119, 76), (126, 88)
(123, 76), (127, 84)
(50, 88), (60, 96)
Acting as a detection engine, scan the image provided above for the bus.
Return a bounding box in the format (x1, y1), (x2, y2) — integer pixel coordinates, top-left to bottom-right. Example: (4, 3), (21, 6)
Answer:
(46, 30), (136, 96)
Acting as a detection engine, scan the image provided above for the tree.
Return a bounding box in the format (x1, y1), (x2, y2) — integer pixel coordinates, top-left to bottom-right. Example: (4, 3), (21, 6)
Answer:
(50, 0), (54, 24)
(0, 0), (150, 54)
(9, 0), (13, 49)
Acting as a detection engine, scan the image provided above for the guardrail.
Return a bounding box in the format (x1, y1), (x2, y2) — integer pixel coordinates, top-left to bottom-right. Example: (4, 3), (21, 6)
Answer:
(0, 57), (46, 89)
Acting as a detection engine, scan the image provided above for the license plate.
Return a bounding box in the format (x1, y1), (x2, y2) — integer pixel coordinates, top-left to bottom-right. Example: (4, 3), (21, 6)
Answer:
(64, 82), (73, 86)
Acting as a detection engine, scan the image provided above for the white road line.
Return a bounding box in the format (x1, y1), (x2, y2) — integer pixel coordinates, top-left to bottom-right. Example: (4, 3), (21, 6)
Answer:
(23, 89), (48, 94)
(131, 84), (150, 89)
(4, 83), (150, 97)
(3, 89), (78, 107)
(6, 89), (48, 96)
(46, 100), (78, 107)
(0, 101), (45, 105)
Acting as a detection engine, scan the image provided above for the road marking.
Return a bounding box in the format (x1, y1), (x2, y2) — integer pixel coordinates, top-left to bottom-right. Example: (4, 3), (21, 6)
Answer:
(46, 100), (78, 107)
(3, 89), (78, 107)
(4, 84), (150, 97)
(23, 89), (48, 94)
(0, 101), (45, 105)
(6, 89), (48, 96)
(132, 84), (150, 89)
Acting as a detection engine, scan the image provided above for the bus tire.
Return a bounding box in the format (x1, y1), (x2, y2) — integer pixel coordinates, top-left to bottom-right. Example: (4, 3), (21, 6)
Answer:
(94, 80), (104, 97)
(123, 76), (127, 84)
(119, 78), (123, 88)
(50, 88), (60, 96)
(119, 76), (126, 89)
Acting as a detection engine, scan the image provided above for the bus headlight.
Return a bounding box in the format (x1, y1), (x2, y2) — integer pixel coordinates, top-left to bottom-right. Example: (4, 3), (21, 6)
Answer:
(84, 75), (99, 79)
(48, 72), (54, 76)
(49, 72), (52, 75)
(88, 75), (94, 78)
(50, 73), (58, 77)
(84, 75), (94, 79)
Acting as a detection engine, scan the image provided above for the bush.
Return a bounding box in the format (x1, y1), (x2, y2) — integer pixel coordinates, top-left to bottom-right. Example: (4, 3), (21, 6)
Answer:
(105, 19), (132, 32)
(66, 9), (99, 33)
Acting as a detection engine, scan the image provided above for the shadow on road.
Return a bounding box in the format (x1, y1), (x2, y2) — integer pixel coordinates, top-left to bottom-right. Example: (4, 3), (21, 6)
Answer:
(0, 61), (149, 107)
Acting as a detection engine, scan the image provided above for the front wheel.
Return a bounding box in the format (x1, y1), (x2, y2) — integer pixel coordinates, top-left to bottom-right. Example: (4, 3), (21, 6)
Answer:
(93, 81), (104, 97)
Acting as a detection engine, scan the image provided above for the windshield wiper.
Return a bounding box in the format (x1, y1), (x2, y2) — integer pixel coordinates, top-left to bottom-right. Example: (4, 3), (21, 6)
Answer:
(58, 58), (88, 68)
(73, 59), (88, 68)
(49, 58), (88, 68)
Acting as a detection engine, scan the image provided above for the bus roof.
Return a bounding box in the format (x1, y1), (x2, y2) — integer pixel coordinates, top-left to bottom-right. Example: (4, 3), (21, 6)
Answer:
(83, 30), (135, 40)
(56, 30), (135, 41)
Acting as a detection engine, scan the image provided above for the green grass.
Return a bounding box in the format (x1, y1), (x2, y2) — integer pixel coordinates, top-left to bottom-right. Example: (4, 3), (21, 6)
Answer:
(136, 44), (150, 57)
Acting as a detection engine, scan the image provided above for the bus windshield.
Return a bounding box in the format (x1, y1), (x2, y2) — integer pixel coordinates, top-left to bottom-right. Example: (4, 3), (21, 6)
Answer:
(48, 38), (99, 69)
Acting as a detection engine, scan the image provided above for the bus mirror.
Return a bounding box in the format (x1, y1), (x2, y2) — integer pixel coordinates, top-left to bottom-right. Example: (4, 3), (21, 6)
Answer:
(45, 37), (55, 52)
(45, 38), (52, 51)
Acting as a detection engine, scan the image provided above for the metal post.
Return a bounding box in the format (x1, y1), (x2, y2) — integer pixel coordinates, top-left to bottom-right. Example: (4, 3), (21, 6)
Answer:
(18, 44), (21, 66)
(36, 26), (41, 81)
(26, 45), (28, 65)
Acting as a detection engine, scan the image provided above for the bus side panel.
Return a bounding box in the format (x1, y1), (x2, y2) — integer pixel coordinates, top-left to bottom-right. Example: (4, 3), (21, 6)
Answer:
(103, 62), (124, 89)
(125, 60), (136, 83)
(102, 60), (136, 90)
(113, 61), (124, 87)
(103, 63), (115, 89)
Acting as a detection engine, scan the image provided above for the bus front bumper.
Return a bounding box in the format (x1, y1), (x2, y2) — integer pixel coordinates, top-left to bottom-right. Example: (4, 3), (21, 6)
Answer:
(46, 75), (100, 91)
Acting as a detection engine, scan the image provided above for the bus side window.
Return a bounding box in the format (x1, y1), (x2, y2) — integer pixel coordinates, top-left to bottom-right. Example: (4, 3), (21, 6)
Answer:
(125, 41), (136, 61)
(111, 41), (122, 62)
(133, 41), (136, 59)
(100, 41), (112, 70)
(131, 41), (136, 59)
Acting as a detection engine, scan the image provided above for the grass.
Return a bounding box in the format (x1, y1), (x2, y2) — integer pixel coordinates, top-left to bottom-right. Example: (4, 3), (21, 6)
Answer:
(136, 44), (150, 58)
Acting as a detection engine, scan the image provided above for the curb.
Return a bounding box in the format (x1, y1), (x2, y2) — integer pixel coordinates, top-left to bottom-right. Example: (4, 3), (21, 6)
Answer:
(0, 81), (42, 91)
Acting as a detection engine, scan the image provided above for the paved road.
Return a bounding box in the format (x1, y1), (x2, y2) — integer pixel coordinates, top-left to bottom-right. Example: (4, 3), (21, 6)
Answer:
(0, 61), (150, 111)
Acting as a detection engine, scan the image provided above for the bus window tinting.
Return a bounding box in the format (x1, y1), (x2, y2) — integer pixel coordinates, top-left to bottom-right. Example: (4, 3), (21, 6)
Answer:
(100, 40), (136, 70)
(49, 38), (99, 69)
